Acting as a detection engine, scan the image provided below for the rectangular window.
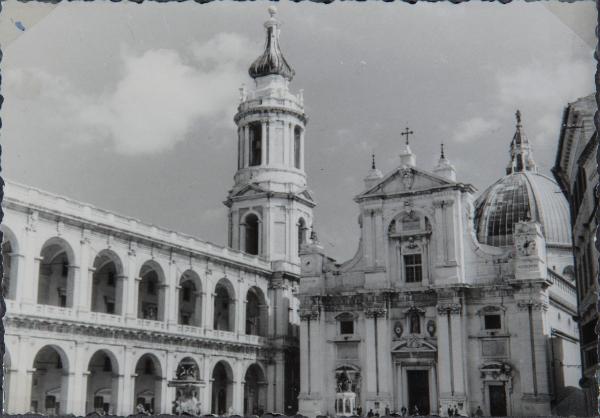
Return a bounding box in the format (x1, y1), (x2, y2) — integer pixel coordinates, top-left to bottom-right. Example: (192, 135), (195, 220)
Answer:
(404, 254), (422, 283)
(340, 320), (354, 335)
(59, 294), (67, 308)
(484, 314), (502, 330)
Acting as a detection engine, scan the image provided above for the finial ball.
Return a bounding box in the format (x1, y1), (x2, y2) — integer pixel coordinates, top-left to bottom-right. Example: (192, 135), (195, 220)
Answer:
(268, 6), (277, 17)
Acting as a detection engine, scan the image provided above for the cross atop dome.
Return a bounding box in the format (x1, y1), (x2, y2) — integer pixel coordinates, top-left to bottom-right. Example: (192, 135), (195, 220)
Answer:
(248, 7), (295, 81)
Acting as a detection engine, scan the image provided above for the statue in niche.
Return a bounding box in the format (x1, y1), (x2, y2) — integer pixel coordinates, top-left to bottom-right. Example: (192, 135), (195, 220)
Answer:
(410, 312), (420, 334)
(336, 369), (352, 393)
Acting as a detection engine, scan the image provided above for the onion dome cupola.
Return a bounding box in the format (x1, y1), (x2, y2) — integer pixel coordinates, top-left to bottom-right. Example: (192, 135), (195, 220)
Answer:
(248, 6), (295, 81)
(474, 111), (571, 248)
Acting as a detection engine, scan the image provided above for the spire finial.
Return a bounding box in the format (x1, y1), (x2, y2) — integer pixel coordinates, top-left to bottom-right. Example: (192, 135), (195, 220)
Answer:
(371, 153), (376, 170)
(516, 109), (522, 126)
(440, 143), (445, 159)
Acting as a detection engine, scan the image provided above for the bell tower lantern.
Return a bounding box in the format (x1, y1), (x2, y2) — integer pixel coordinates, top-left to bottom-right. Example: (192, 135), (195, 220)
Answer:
(225, 7), (315, 270)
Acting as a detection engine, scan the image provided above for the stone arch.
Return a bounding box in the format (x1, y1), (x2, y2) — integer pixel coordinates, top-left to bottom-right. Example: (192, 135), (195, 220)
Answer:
(138, 260), (166, 321)
(1, 225), (19, 300)
(244, 363), (267, 415)
(211, 360), (234, 415)
(92, 250), (124, 315)
(38, 237), (76, 308)
(30, 345), (71, 415)
(86, 349), (120, 415)
(179, 269), (202, 327)
(246, 286), (267, 336)
(213, 278), (236, 332)
(133, 353), (163, 414)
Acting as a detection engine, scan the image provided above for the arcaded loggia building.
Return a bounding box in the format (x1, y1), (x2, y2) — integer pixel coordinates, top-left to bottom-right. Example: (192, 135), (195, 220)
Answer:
(1, 9), (312, 416)
(298, 113), (581, 417)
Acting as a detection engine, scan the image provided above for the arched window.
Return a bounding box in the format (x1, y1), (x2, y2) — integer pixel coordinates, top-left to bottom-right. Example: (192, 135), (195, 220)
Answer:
(297, 218), (307, 253)
(244, 214), (260, 255)
(249, 123), (262, 167)
(294, 126), (302, 169)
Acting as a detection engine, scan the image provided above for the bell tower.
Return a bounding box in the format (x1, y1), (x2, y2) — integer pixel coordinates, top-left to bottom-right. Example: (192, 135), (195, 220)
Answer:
(225, 7), (315, 270)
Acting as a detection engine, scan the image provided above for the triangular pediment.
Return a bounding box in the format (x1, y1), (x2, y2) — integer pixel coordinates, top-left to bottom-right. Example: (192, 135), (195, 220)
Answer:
(229, 183), (268, 199)
(359, 167), (457, 199)
(392, 337), (437, 353)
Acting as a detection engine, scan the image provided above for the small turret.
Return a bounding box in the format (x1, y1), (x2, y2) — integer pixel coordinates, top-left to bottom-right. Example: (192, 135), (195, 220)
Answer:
(364, 153), (383, 189)
(433, 143), (456, 181)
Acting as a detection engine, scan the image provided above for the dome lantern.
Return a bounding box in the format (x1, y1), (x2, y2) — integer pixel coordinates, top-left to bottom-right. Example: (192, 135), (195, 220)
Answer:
(506, 110), (537, 175)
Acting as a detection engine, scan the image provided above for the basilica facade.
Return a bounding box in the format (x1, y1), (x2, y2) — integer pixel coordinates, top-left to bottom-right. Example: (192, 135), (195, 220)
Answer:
(1, 9), (310, 416)
(297, 115), (581, 417)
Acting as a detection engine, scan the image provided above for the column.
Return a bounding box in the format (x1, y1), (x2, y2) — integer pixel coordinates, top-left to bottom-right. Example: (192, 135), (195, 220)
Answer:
(125, 247), (138, 320)
(374, 209), (384, 268)
(433, 201), (446, 265)
(21, 216), (39, 306)
(244, 125), (250, 167)
(300, 128), (305, 171)
(274, 355), (285, 412)
(167, 258), (178, 325)
(238, 281), (247, 335)
(159, 283), (169, 322)
(79, 371), (91, 415)
(76, 233), (91, 312)
(201, 291), (209, 329)
(233, 360), (244, 413)
(8, 253), (23, 303)
(115, 275), (127, 315)
(261, 122), (267, 166)
(120, 349), (135, 415)
(202, 356), (212, 414)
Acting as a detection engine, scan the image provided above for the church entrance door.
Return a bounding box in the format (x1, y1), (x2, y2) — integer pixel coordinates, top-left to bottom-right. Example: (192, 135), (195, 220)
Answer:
(406, 370), (430, 415)
(488, 384), (507, 416)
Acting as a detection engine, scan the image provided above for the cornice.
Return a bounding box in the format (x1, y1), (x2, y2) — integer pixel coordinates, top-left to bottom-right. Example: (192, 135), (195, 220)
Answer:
(5, 315), (282, 357)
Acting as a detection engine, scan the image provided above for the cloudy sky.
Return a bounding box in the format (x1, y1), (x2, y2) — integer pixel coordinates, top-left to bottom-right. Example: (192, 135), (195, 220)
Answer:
(1, 1), (595, 261)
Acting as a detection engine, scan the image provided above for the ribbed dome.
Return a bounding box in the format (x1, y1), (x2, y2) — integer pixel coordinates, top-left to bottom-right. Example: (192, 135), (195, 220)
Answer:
(474, 110), (572, 248)
(248, 7), (295, 81)
(475, 172), (572, 247)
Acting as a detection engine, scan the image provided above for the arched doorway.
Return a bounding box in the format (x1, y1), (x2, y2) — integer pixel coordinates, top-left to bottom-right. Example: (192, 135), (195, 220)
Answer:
(134, 354), (163, 414)
(244, 364), (267, 415)
(30, 346), (69, 415)
(86, 350), (119, 414)
(179, 270), (202, 326)
(38, 239), (75, 307)
(211, 361), (233, 415)
(246, 287), (267, 336)
(91, 251), (123, 315)
(138, 262), (165, 321)
(213, 279), (235, 332)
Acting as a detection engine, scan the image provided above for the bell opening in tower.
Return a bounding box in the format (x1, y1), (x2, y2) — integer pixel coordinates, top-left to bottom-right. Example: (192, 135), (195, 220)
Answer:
(249, 122), (262, 167)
